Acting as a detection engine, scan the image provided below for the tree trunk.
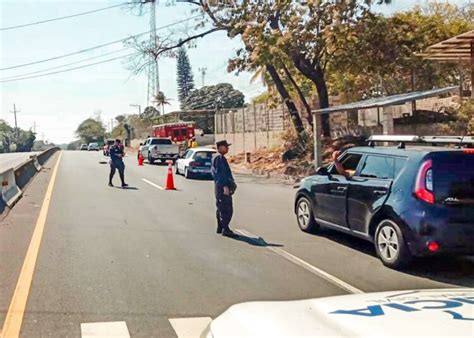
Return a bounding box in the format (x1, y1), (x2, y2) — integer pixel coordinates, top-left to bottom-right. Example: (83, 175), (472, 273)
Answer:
(266, 64), (307, 149)
(290, 53), (331, 137)
(282, 65), (313, 127)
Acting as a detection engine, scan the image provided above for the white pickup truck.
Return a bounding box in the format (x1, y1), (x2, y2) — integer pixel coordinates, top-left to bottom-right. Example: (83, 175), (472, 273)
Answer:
(139, 137), (180, 164)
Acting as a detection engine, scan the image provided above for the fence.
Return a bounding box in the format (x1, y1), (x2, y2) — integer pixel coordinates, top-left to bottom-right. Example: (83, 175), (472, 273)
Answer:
(214, 103), (290, 156)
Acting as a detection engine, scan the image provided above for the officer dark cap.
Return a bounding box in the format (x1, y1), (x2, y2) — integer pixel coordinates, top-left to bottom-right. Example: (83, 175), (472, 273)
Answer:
(216, 140), (231, 148)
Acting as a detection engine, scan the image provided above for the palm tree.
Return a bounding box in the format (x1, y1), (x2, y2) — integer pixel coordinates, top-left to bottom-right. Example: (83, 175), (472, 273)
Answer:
(153, 91), (172, 115)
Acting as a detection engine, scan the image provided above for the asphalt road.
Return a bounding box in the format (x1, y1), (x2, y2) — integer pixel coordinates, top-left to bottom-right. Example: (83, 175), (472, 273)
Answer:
(0, 152), (39, 172)
(1, 150), (472, 337)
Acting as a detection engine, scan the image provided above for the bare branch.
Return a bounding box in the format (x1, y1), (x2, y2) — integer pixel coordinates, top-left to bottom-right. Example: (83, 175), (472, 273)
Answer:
(155, 27), (227, 57)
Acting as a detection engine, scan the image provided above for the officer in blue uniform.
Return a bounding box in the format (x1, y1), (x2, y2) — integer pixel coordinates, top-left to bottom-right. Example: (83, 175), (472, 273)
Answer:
(211, 140), (236, 237)
(108, 139), (128, 188)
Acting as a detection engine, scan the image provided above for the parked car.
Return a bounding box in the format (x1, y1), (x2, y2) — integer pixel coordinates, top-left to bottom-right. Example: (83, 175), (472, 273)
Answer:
(80, 144), (88, 150)
(103, 139), (115, 156)
(139, 137), (180, 164)
(175, 148), (216, 179)
(294, 135), (474, 269)
(202, 289), (474, 337)
(88, 142), (100, 151)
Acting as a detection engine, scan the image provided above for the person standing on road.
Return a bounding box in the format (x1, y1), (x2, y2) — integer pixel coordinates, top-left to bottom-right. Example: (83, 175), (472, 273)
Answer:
(211, 140), (237, 237)
(108, 139), (128, 188)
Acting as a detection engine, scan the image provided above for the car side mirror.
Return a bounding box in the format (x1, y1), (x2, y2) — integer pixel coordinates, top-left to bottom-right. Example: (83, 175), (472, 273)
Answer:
(316, 166), (329, 176)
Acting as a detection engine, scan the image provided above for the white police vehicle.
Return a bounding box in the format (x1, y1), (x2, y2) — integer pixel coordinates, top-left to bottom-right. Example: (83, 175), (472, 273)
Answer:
(201, 289), (473, 337)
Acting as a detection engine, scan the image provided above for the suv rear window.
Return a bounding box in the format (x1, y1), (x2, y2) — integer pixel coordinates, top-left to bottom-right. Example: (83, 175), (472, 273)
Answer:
(433, 154), (474, 202)
(150, 138), (172, 145)
(359, 155), (394, 179)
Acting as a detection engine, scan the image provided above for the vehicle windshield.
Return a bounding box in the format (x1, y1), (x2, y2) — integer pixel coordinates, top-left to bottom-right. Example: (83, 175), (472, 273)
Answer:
(150, 138), (172, 145)
(433, 154), (474, 202)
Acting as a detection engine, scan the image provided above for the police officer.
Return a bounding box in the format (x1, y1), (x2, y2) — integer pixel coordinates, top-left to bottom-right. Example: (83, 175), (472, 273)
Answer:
(211, 140), (236, 237)
(108, 139), (128, 188)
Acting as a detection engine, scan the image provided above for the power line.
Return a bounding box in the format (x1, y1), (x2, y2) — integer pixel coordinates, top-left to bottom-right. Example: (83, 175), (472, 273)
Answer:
(0, 52), (139, 83)
(0, 15), (200, 71)
(1, 47), (133, 80)
(0, 3), (128, 31)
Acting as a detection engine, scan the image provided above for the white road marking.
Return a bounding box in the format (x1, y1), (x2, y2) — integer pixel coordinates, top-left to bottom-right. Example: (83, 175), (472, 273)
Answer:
(169, 317), (212, 338)
(142, 178), (165, 190)
(80, 321), (130, 338)
(235, 228), (364, 294)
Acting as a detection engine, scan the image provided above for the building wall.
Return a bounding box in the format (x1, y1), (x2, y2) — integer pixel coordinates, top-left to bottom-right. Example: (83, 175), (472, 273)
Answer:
(215, 131), (284, 156)
(214, 103), (289, 156)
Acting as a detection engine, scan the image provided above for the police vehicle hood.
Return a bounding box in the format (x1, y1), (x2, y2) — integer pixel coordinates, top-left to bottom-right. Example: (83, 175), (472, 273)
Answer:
(203, 289), (473, 337)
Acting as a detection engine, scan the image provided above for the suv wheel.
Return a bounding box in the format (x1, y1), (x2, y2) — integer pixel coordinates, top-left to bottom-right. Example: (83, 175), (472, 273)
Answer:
(175, 163), (180, 174)
(375, 219), (411, 270)
(148, 154), (155, 164)
(296, 197), (318, 233)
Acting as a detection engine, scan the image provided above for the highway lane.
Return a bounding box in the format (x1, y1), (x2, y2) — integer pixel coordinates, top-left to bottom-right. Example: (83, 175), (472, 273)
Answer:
(0, 152), (39, 172)
(2, 150), (472, 337)
(13, 151), (344, 337)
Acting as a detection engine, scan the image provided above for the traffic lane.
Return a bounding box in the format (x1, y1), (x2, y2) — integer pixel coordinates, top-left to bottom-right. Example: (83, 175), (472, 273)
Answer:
(131, 160), (473, 291)
(0, 152), (60, 328)
(21, 151), (345, 337)
(0, 151), (39, 172)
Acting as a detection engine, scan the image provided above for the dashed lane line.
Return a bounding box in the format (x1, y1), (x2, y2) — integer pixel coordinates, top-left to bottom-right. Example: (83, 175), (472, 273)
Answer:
(235, 228), (364, 294)
(142, 178), (165, 190)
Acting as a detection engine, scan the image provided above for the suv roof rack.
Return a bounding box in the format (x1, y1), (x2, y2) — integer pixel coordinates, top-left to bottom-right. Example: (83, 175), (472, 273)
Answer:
(367, 135), (474, 149)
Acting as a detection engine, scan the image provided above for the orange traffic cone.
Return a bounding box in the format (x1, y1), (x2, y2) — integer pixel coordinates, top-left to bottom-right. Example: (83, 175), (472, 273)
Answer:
(138, 152), (144, 166)
(164, 161), (176, 190)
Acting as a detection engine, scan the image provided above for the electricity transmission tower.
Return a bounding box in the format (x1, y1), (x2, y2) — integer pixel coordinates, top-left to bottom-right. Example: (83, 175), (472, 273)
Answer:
(198, 67), (207, 87)
(147, 0), (160, 106)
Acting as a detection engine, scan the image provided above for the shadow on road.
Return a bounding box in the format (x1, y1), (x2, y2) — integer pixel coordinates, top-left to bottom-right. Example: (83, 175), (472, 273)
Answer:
(111, 186), (139, 190)
(230, 233), (283, 248)
(311, 227), (474, 287)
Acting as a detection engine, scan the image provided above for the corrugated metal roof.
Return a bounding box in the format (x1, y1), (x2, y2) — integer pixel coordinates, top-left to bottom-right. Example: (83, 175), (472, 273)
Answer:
(313, 86), (458, 114)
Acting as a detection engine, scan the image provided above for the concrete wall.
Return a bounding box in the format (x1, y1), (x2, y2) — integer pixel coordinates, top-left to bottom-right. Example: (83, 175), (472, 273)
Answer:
(215, 131), (284, 156)
(328, 95), (460, 137)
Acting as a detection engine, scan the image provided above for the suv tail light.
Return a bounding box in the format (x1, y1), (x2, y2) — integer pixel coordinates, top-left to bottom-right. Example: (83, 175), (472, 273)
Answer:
(189, 161), (199, 167)
(463, 149), (474, 154)
(414, 159), (434, 204)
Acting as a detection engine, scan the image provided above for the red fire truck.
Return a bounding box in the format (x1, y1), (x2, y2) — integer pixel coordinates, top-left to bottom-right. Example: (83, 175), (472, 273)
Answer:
(151, 122), (195, 143)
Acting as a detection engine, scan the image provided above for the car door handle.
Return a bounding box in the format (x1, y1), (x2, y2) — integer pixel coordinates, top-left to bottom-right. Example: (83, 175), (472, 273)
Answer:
(373, 190), (387, 196)
(337, 186), (347, 192)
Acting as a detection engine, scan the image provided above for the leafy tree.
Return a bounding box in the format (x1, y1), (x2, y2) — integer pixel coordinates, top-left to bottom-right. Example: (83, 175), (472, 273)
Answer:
(115, 115), (126, 124)
(182, 83), (244, 110)
(75, 118), (105, 144)
(133, 0), (392, 148)
(153, 91), (172, 115)
(328, 2), (473, 101)
(15, 130), (36, 152)
(176, 46), (195, 108)
(0, 119), (36, 152)
(0, 120), (13, 153)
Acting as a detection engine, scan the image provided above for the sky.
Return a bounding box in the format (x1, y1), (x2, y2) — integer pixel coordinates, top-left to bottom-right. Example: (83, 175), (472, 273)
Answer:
(0, 0), (469, 144)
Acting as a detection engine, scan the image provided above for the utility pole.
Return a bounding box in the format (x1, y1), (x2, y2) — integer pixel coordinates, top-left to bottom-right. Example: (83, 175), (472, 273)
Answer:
(198, 67), (207, 87)
(11, 104), (19, 141)
(33, 121), (37, 134)
(130, 104), (142, 115)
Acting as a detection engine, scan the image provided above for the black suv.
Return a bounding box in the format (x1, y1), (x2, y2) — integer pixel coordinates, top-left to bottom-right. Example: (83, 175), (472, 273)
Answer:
(294, 136), (474, 269)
